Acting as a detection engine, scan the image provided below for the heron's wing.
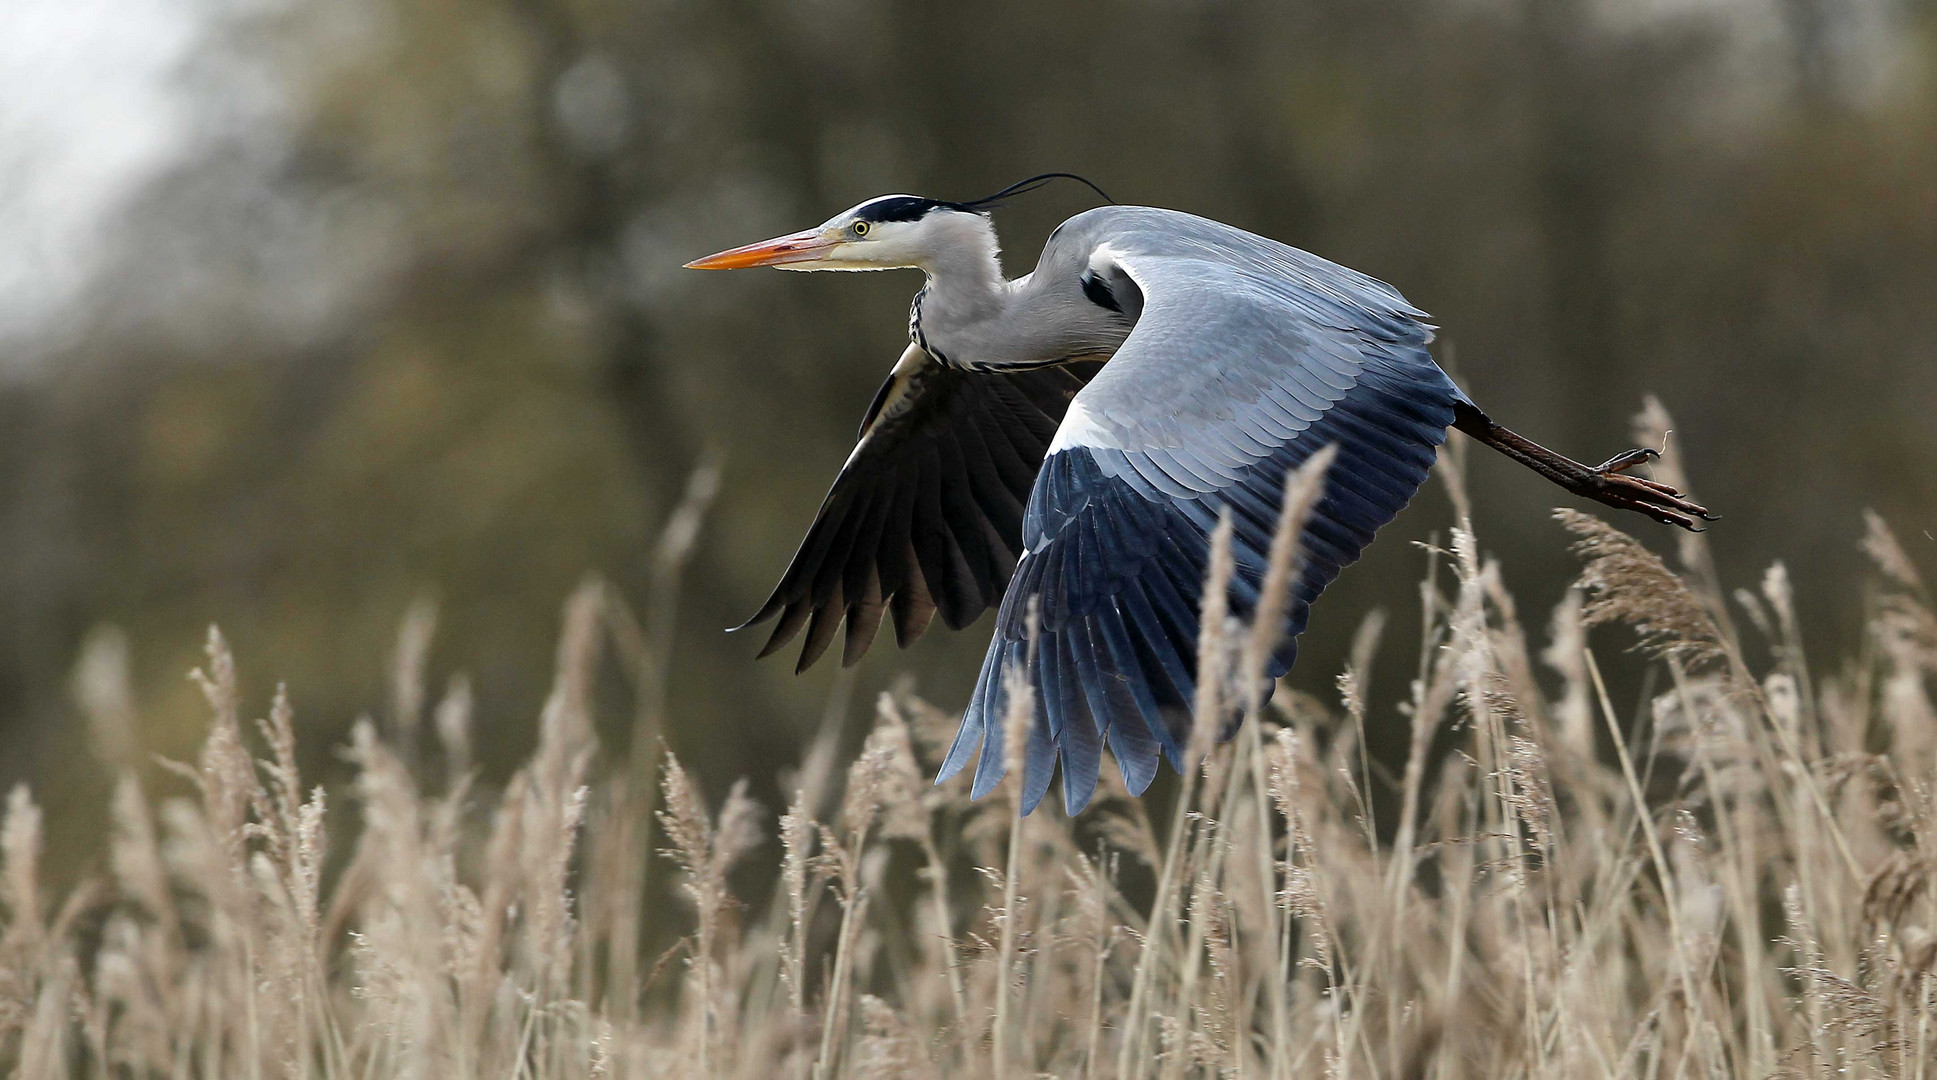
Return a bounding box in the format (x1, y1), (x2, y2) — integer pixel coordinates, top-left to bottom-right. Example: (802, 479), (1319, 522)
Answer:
(739, 343), (1102, 672)
(939, 209), (1469, 815)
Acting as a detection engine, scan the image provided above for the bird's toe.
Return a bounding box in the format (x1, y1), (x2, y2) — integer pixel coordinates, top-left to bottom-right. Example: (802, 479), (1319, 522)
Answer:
(1594, 447), (1661, 475)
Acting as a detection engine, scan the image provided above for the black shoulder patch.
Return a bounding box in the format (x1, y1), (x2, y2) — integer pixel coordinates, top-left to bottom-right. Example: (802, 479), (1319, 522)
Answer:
(1080, 268), (1123, 313)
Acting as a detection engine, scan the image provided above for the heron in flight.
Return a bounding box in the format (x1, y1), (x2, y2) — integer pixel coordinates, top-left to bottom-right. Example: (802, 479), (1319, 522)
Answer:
(687, 175), (1712, 816)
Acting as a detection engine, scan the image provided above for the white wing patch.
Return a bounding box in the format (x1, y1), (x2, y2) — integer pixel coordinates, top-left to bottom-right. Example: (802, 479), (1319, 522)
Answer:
(1087, 242), (1131, 276)
(1047, 397), (1114, 454)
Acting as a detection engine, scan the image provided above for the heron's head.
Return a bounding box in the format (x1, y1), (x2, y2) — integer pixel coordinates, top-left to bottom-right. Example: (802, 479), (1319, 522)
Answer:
(684, 195), (993, 273)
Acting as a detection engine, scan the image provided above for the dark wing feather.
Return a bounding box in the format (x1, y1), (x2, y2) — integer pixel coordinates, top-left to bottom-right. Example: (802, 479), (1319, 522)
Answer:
(738, 344), (1103, 670)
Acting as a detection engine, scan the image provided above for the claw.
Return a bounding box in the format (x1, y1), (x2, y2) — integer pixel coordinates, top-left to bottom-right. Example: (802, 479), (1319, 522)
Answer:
(1584, 469), (1713, 534)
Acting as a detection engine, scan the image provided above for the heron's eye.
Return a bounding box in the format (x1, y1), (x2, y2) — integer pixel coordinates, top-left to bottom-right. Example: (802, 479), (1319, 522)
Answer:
(850, 220), (871, 238)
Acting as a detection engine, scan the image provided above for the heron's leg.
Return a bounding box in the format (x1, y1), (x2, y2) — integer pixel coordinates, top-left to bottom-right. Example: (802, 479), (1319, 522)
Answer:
(1450, 402), (1716, 532)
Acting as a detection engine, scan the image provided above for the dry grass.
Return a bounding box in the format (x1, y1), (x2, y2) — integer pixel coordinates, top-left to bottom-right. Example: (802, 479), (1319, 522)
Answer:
(4, 407), (1936, 1079)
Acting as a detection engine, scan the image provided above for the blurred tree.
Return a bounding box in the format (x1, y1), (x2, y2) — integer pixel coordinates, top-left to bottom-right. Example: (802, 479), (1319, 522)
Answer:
(0, 0), (1930, 889)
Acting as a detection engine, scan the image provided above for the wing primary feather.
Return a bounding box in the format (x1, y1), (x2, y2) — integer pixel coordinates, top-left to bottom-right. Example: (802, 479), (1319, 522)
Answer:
(1119, 580), (1197, 712)
(729, 595), (787, 634)
(935, 528), (983, 631)
(757, 601), (813, 659)
(958, 414), (1029, 540)
(931, 435), (997, 617)
(809, 485), (879, 606)
(907, 454), (957, 622)
(875, 474), (918, 600)
(971, 642), (1022, 799)
(1057, 630), (1104, 814)
(1020, 637), (1059, 815)
(1141, 542), (1206, 652)
(1035, 534), (1071, 631)
(940, 644), (1003, 783)
(795, 582), (846, 673)
(979, 416), (1041, 497)
(891, 538), (939, 646)
(1036, 621), (1068, 746)
(1092, 603), (1177, 771)
(841, 570), (887, 668)
(840, 482), (894, 611)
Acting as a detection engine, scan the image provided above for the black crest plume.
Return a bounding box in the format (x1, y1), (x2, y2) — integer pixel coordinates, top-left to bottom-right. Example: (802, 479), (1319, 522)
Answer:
(957, 172), (1116, 213)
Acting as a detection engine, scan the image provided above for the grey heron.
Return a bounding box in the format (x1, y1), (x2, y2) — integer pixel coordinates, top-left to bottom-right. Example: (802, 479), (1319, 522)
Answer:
(687, 175), (1713, 815)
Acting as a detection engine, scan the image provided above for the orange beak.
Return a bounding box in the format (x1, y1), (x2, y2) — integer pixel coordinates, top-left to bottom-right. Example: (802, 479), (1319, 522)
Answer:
(683, 228), (838, 270)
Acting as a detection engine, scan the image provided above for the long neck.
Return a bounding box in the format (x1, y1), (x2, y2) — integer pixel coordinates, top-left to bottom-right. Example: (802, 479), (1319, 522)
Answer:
(914, 214), (1124, 370)
(912, 214), (1011, 366)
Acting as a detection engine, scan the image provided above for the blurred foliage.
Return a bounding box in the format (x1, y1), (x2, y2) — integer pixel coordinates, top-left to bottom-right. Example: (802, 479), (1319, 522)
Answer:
(0, 0), (1932, 883)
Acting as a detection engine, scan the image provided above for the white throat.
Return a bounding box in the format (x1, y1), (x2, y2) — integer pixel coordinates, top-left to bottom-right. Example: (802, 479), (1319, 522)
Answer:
(915, 213), (1010, 319)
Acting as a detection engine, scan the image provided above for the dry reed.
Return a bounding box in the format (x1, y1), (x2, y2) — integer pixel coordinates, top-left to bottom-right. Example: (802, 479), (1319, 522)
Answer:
(2, 428), (1933, 1079)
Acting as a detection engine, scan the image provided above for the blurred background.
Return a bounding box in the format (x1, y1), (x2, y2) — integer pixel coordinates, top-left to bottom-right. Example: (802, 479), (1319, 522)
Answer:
(1, 0), (1931, 886)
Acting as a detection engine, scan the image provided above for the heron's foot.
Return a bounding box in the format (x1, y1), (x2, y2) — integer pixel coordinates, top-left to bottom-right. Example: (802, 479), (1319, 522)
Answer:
(1577, 451), (1716, 532)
